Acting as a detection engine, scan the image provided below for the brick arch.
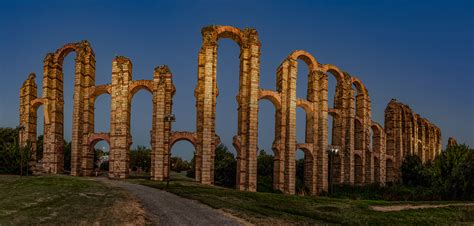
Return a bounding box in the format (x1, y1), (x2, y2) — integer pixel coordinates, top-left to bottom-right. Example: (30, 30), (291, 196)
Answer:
(288, 50), (319, 72)
(87, 133), (110, 147)
(321, 64), (345, 83)
(354, 153), (363, 185)
(170, 132), (197, 149)
(129, 80), (154, 99)
(202, 25), (255, 47)
(258, 89), (281, 110)
(53, 40), (93, 65)
(351, 77), (368, 97)
(328, 108), (342, 119)
(296, 98), (314, 114)
(90, 84), (111, 100)
(296, 143), (314, 157)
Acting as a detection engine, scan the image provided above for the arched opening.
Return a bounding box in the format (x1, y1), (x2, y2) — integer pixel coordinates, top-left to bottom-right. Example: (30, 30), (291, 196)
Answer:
(354, 154), (363, 185)
(35, 105), (44, 162)
(62, 52), (76, 174)
(90, 140), (110, 176)
(257, 98), (278, 192)
(328, 112), (341, 184)
(374, 157), (380, 184)
(296, 107), (307, 144)
(170, 140), (196, 181)
(327, 71), (338, 109)
(295, 149), (306, 195)
(386, 159), (394, 183)
(354, 118), (363, 150)
(130, 89), (153, 178)
(417, 141), (423, 160)
(215, 39), (240, 158)
(93, 94), (111, 133)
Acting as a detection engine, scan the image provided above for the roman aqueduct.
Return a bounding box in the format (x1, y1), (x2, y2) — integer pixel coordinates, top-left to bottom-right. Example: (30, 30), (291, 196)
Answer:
(19, 25), (442, 195)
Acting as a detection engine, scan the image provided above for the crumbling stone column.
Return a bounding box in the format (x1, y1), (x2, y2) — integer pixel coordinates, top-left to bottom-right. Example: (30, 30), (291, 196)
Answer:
(19, 73), (39, 156)
(150, 65), (175, 181)
(109, 56), (133, 179)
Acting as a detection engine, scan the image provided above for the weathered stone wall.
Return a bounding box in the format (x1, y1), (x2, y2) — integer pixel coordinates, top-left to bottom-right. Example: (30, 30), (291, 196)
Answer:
(384, 99), (442, 182)
(18, 25), (442, 196)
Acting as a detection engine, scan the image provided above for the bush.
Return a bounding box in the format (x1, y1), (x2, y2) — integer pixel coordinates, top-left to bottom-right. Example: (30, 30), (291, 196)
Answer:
(257, 150), (274, 192)
(0, 127), (34, 175)
(214, 144), (236, 188)
(130, 145), (151, 172)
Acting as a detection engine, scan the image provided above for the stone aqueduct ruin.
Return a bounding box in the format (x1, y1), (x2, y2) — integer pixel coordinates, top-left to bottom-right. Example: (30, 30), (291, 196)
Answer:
(19, 25), (442, 195)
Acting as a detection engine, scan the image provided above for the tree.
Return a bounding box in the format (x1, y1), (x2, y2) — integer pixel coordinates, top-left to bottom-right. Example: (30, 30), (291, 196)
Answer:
(130, 145), (151, 172)
(257, 150), (274, 192)
(401, 154), (431, 187)
(214, 144), (236, 188)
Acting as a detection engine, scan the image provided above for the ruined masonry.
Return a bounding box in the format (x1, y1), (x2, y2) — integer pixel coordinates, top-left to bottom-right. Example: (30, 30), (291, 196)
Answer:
(19, 25), (442, 195)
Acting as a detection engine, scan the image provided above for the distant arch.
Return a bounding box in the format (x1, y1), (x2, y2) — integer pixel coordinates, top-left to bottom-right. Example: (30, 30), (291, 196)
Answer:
(258, 89), (281, 110)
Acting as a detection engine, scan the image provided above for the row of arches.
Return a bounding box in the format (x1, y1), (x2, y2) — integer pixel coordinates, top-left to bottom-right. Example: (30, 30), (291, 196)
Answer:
(19, 25), (441, 196)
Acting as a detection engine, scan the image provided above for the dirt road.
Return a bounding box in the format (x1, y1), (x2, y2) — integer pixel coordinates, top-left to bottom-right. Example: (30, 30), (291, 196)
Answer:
(98, 179), (248, 225)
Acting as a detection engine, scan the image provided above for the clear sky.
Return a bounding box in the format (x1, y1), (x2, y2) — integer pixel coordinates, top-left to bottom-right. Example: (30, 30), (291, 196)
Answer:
(0, 0), (472, 160)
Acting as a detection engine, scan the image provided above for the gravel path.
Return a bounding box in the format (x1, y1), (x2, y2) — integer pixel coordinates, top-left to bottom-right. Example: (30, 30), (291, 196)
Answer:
(97, 178), (248, 226)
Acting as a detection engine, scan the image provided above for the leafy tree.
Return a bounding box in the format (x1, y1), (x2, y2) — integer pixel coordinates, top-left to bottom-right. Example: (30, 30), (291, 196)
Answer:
(401, 154), (431, 187)
(0, 127), (33, 175)
(257, 150), (274, 192)
(295, 158), (308, 194)
(214, 144), (236, 188)
(63, 140), (71, 172)
(431, 144), (473, 200)
(130, 145), (151, 172)
(186, 156), (195, 178)
(36, 135), (43, 160)
(170, 157), (191, 172)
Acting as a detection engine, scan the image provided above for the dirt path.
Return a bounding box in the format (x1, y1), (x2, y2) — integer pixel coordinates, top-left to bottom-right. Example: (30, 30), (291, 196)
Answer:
(97, 178), (249, 225)
(370, 203), (474, 212)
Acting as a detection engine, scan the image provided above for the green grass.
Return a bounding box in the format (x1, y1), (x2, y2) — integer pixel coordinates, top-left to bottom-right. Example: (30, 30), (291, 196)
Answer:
(132, 176), (474, 225)
(0, 175), (142, 224)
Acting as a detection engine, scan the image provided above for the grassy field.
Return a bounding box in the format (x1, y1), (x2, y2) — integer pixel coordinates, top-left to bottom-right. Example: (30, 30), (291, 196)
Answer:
(132, 173), (474, 225)
(0, 175), (146, 225)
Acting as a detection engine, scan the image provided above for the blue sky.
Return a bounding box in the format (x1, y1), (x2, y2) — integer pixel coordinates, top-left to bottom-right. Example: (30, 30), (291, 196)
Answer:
(0, 0), (472, 160)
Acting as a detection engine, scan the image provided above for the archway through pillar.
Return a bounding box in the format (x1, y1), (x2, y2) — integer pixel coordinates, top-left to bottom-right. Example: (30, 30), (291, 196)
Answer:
(62, 52), (76, 174)
(93, 94), (111, 133)
(130, 89), (153, 177)
(354, 154), (363, 185)
(170, 140), (196, 181)
(215, 39), (240, 158)
(91, 139), (110, 176)
(257, 98), (279, 192)
(35, 105), (44, 161)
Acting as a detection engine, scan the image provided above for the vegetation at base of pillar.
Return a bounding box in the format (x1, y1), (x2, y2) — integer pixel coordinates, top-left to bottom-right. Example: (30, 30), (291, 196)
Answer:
(331, 144), (473, 201)
(214, 144), (236, 188)
(257, 150), (273, 192)
(0, 127), (33, 175)
(130, 145), (151, 172)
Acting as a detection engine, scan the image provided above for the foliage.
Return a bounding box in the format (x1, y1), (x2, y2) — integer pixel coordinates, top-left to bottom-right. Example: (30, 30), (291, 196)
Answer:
(130, 145), (151, 172)
(186, 156), (195, 178)
(401, 154), (431, 187)
(257, 150), (274, 192)
(36, 135), (43, 160)
(332, 144), (474, 201)
(214, 144), (236, 188)
(170, 157), (191, 172)
(0, 127), (33, 175)
(63, 141), (71, 172)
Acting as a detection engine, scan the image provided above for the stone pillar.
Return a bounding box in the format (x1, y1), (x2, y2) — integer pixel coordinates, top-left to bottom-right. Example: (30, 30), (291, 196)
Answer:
(306, 70), (319, 195)
(42, 53), (64, 174)
(151, 65), (175, 181)
(316, 70), (330, 192)
(283, 58), (298, 195)
(19, 73), (38, 156)
(273, 63), (289, 192)
(109, 56), (132, 179)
